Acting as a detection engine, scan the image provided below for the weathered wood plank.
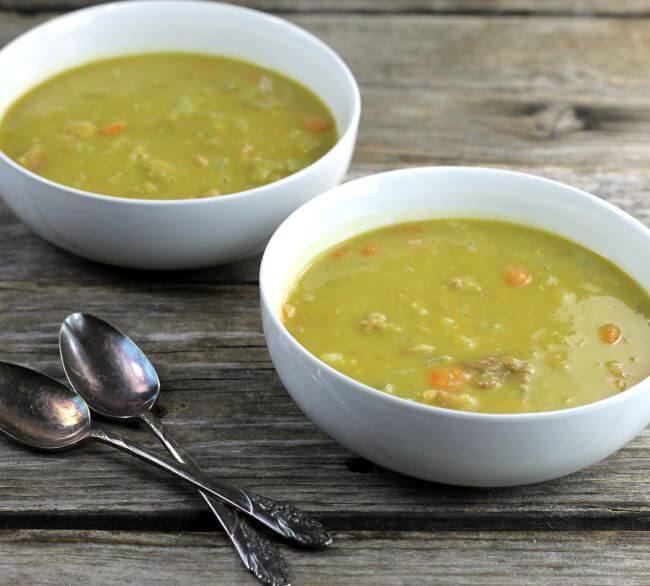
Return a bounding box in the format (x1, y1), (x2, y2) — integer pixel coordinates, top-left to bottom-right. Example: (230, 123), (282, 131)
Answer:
(0, 9), (648, 535)
(2, 1), (650, 17)
(2, 530), (650, 585)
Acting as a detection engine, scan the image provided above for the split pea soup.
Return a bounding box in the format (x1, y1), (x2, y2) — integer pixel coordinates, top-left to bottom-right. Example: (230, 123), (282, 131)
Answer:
(0, 53), (337, 200)
(283, 219), (650, 414)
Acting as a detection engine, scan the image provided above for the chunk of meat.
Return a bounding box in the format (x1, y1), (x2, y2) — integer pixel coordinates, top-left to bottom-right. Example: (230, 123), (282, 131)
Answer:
(239, 143), (255, 160)
(320, 352), (345, 365)
(129, 144), (149, 162)
(65, 120), (96, 138)
(360, 311), (401, 333)
(422, 389), (479, 411)
(605, 360), (625, 377)
(193, 154), (209, 168)
(464, 355), (533, 389)
(605, 360), (629, 392)
(18, 144), (46, 171)
(361, 312), (387, 330)
(449, 276), (482, 293)
(614, 378), (628, 391)
(143, 158), (175, 184)
(406, 343), (436, 354)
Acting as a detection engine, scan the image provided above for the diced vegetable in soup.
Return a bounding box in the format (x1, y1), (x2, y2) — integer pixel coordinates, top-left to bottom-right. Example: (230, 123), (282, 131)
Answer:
(0, 53), (337, 199)
(283, 220), (650, 414)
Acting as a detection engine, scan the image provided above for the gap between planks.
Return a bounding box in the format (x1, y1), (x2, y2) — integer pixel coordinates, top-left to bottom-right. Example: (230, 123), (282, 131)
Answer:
(3, 509), (650, 533)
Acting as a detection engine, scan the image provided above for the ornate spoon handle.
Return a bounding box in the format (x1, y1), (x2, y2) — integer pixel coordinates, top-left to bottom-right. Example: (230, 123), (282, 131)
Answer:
(140, 411), (291, 586)
(89, 426), (332, 549)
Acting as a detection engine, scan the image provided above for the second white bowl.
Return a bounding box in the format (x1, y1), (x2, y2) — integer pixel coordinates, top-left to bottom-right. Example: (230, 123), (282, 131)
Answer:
(260, 167), (650, 486)
(0, 1), (360, 269)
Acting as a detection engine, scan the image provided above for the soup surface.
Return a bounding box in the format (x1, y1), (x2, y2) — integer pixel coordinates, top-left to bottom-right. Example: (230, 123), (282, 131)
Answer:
(0, 53), (337, 199)
(283, 219), (650, 414)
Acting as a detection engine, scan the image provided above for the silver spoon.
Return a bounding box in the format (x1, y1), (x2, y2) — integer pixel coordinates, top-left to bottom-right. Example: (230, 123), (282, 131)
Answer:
(0, 361), (332, 552)
(59, 313), (291, 585)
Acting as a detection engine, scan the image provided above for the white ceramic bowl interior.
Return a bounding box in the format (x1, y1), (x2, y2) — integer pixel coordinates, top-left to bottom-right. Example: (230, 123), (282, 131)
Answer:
(260, 167), (650, 487)
(0, 0), (360, 269)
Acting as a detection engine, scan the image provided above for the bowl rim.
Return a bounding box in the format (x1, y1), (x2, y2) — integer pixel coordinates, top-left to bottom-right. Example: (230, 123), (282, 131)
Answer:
(260, 165), (650, 422)
(0, 0), (361, 206)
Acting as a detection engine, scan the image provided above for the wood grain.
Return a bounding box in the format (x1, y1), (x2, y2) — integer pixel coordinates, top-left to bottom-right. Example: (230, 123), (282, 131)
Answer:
(2, 530), (650, 585)
(0, 4), (650, 584)
(0, 10), (649, 534)
(0, 0), (648, 549)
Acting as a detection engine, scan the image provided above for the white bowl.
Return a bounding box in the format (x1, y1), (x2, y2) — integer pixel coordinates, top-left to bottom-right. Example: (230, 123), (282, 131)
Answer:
(0, 1), (360, 269)
(260, 167), (650, 487)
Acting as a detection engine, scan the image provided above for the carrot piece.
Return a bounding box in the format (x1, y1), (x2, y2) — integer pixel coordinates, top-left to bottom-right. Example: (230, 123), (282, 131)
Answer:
(245, 71), (262, 85)
(428, 367), (471, 390)
(397, 225), (423, 233)
(282, 304), (297, 322)
(362, 244), (378, 257)
(303, 116), (332, 133)
(101, 122), (126, 136)
(195, 58), (217, 72)
(599, 323), (622, 345)
(505, 266), (532, 287)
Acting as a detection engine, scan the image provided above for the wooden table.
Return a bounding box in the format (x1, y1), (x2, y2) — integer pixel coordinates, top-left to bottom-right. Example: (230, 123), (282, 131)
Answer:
(1, 1), (649, 584)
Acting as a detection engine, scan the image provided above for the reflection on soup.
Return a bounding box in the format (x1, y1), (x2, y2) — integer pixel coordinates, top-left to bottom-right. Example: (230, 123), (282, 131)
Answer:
(283, 219), (650, 414)
(0, 53), (337, 200)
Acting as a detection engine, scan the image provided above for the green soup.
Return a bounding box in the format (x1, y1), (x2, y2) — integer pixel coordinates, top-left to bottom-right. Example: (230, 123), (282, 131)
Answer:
(0, 53), (337, 200)
(283, 219), (650, 414)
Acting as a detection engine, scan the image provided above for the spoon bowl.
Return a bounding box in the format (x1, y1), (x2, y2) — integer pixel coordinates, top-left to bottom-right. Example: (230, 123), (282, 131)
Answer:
(60, 313), (159, 419)
(0, 362), (91, 450)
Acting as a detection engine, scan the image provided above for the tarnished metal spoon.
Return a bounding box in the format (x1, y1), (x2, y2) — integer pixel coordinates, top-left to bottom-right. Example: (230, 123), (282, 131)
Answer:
(0, 361), (331, 552)
(59, 313), (291, 585)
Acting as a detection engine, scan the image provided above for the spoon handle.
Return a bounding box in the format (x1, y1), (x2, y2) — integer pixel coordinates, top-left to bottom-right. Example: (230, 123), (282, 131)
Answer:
(140, 411), (291, 586)
(89, 426), (332, 549)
